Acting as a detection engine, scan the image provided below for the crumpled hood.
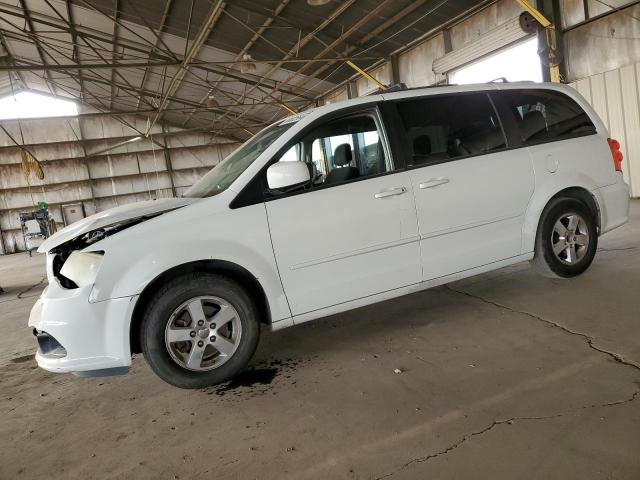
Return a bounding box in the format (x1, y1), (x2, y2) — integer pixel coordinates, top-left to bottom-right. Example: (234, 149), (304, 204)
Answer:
(38, 197), (200, 253)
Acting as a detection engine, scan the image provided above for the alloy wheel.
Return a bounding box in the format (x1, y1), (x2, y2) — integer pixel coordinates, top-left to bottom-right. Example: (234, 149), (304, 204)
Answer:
(164, 296), (242, 371)
(551, 212), (590, 265)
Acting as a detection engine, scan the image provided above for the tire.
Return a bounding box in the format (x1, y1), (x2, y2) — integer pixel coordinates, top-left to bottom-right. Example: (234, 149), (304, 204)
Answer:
(532, 197), (598, 278)
(140, 273), (260, 389)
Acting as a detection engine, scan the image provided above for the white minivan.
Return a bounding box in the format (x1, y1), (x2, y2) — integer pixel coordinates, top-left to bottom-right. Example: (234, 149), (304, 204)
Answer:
(29, 82), (630, 388)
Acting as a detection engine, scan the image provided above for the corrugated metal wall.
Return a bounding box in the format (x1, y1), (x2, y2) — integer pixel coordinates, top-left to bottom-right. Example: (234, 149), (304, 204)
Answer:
(0, 109), (238, 253)
(571, 64), (640, 197)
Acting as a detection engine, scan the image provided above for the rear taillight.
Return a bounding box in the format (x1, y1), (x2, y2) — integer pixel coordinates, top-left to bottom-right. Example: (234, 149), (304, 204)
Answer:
(608, 138), (623, 172)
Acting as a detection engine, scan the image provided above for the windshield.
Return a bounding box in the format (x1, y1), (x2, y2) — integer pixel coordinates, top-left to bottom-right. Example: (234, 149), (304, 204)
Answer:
(183, 122), (293, 198)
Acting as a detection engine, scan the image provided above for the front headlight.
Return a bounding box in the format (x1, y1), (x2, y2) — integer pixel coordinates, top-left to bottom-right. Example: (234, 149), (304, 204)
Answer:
(59, 251), (104, 288)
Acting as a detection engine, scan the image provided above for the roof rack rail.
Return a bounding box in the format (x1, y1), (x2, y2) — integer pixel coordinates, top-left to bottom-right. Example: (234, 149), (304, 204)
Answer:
(367, 82), (457, 96)
(366, 83), (407, 96)
(383, 83), (408, 93)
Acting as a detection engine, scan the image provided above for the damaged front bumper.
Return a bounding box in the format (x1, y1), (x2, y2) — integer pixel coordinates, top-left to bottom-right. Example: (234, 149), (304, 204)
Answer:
(28, 277), (137, 377)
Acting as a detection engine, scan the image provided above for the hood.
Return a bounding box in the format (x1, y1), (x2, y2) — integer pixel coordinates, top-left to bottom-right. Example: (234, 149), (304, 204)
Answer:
(38, 197), (200, 253)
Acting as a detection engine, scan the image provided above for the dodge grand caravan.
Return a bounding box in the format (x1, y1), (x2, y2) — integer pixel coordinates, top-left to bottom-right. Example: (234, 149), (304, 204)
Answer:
(29, 83), (630, 388)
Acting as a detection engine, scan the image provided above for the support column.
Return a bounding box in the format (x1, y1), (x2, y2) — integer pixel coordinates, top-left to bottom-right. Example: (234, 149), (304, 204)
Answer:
(536, 0), (566, 82)
(75, 113), (98, 214)
(346, 81), (358, 99)
(389, 54), (400, 86)
(161, 124), (177, 197)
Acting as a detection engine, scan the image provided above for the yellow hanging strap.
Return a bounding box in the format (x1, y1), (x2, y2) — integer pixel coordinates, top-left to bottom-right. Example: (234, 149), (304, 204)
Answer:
(21, 150), (31, 179)
(20, 149), (44, 180)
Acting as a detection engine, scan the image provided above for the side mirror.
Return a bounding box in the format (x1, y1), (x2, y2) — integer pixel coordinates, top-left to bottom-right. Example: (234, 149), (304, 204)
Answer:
(266, 162), (310, 191)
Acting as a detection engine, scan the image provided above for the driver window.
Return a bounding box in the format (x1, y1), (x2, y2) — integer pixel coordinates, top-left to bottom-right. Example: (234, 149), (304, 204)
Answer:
(274, 113), (389, 188)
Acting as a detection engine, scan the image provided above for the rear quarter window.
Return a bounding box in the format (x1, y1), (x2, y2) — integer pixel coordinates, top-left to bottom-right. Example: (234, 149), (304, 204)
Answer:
(500, 89), (596, 145)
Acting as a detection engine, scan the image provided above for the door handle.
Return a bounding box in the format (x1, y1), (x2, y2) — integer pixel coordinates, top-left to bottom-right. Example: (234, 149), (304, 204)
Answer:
(419, 178), (450, 189)
(374, 187), (407, 199)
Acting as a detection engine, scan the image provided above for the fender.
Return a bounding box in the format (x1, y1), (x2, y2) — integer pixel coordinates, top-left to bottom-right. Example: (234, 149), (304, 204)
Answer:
(521, 171), (603, 254)
(85, 197), (292, 324)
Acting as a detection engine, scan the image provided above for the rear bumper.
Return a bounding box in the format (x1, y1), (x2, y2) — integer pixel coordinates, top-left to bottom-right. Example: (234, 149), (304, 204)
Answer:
(28, 280), (137, 375)
(599, 175), (630, 234)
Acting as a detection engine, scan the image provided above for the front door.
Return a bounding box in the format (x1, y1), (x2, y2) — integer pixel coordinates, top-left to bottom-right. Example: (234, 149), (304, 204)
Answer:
(265, 109), (420, 316)
(391, 92), (535, 280)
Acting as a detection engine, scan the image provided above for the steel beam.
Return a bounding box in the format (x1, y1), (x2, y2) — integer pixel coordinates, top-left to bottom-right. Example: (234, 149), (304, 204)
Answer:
(135, 0), (174, 110)
(0, 5), (174, 60)
(160, 123), (177, 197)
(214, 0), (355, 124)
(17, 0), (57, 96)
(146, 0), (226, 134)
(181, 0), (291, 127)
(110, 0), (120, 111)
(1, 56), (380, 72)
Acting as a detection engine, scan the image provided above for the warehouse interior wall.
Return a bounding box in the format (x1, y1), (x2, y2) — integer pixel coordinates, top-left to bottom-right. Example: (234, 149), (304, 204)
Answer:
(0, 104), (237, 253)
(563, 1), (640, 197)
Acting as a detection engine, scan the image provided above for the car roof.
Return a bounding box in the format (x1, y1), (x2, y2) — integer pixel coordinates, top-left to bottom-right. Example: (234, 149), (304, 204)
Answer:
(278, 81), (579, 131)
(314, 81), (571, 109)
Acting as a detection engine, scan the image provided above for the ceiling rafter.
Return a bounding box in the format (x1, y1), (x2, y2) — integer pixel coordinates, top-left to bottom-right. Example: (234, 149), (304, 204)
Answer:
(304, 0), (495, 106)
(300, 0), (431, 93)
(2, 56), (379, 72)
(213, 0), (356, 126)
(145, 0), (225, 134)
(75, 0), (177, 61)
(17, 0), (57, 96)
(0, 31), (27, 91)
(7, 55), (295, 122)
(0, 4), (174, 60)
(134, 0), (173, 110)
(41, 0), (161, 113)
(126, 0), (179, 62)
(0, 1), (265, 141)
(0, 0), (491, 139)
(181, 0), (292, 128)
(0, 3), (320, 104)
(5, 19), (160, 141)
(246, 0), (394, 121)
(110, 0), (119, 111)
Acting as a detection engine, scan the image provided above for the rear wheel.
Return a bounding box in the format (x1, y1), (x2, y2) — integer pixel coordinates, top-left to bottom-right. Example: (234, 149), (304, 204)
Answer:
(532, 197), (598, 278)
(141, 273), (260, 388)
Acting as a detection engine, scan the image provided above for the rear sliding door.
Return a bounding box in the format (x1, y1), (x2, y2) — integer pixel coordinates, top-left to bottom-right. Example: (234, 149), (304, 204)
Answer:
(389, 92), (535, 281)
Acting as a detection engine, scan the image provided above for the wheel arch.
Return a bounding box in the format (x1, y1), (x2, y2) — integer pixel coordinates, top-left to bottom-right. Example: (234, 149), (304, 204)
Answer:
(547, 187), (601, 231)
(523, 182), (602, 254)
(129, 259), (271, 354)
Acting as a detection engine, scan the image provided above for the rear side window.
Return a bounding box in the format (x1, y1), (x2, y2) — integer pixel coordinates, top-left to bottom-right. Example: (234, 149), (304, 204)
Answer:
(394, 93), (506, 166)
(500, 89), (596, 145)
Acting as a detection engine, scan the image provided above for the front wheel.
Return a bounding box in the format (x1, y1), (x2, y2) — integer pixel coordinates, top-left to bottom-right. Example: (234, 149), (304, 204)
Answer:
(141, 273), (260, 388)
(532, 197), (598, 278)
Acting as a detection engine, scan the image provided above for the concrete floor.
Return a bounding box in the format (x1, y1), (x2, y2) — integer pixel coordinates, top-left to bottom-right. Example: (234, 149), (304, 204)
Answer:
(2, 202), (640, 480)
